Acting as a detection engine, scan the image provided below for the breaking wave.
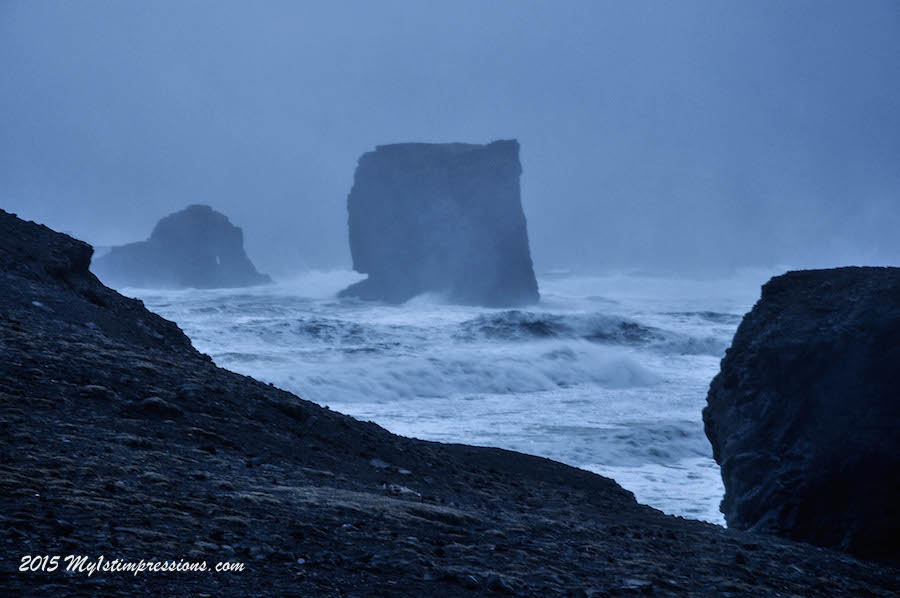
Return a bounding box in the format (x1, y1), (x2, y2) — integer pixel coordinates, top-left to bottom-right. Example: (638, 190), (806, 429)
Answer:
(129, 270), (763, 525)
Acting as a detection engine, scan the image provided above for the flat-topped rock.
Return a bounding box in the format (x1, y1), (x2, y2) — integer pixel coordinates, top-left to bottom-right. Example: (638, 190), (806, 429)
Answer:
(339, 140), (539, 306)
(92, 204), (270, 289)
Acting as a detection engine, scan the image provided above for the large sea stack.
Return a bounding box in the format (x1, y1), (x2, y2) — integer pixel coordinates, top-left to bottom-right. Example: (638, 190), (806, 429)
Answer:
(92, 204), (270, 289)
(339, 140), (539, 306)
(704, 267), (900, 561)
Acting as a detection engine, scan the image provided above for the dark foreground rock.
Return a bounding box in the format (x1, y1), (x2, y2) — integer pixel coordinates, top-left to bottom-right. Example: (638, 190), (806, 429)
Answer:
(2, 211), (897, 596)
(704, 267), (900, 563)
(339, 140), (539, 306)
(92, 204), (270, 289)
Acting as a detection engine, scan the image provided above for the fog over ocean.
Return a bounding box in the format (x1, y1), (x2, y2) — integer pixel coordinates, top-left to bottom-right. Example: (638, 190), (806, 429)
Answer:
(3, 3), (899, 594)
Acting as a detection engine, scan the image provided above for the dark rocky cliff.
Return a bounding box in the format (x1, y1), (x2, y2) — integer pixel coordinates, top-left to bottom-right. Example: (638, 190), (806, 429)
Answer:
(92, 204), (270, 289)
(704, 267), (900, 562)
(2, 211), (896, 595)
(339, 140), (539, 306)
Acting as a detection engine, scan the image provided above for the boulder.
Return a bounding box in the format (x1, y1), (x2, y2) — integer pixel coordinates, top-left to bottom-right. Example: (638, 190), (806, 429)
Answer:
(703, 267), (900, 560)
(92, 204), (270, 289)
(339, 140), (539, 306)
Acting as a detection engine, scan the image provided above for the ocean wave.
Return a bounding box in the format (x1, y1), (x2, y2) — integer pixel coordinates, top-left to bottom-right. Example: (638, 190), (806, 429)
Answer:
(648, 334), (730, 356)
(132, 269), (761, 525)
(457, 310), (659, 342)
(664, 311), (743, 325)
(237, 340), (661, 404)
(456, 310), (728, 356)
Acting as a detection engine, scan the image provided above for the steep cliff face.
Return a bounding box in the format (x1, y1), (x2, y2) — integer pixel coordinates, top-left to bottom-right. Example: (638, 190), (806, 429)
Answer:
(92, 204), (270, 289)
(339, 140), (539, 306)
(704, 267), (900, 561)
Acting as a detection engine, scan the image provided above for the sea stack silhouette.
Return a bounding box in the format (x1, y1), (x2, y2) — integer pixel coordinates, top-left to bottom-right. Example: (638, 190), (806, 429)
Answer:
(92, 204), (270, 289)
(339, 140), (540, 306)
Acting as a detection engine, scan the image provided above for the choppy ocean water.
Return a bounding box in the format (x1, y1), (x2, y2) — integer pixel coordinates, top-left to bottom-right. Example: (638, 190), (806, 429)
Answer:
(125, 269), (772, 525)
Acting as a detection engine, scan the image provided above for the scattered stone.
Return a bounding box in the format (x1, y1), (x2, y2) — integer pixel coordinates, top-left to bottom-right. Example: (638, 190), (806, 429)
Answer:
(177, 382), (206, 400)
(486, 574), (516, 594)
(79, 385), (115, 401)
(620, 578), (653, 592)
(127, 396), (184, 419)
(139, 471), (172, 485)
(386, 484), (421, 498)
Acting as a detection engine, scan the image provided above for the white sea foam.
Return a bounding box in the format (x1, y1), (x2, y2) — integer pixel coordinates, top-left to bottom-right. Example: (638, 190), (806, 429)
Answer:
(129, 269), (772, 526)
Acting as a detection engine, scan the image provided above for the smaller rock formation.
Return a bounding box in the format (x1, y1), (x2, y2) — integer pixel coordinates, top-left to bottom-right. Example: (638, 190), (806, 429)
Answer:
(704, 267), (900, 561)
(339, 140), (539, 306)
(92, 204), (270, 289)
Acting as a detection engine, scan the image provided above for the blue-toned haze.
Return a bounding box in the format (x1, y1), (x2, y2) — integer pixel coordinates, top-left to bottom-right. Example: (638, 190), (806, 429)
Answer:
(2, 1), (898, 524)
(2, 1), (898, 274)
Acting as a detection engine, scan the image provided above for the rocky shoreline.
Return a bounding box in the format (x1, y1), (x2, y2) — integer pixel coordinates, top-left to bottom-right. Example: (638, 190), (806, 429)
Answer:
(2, 209), (898, 596)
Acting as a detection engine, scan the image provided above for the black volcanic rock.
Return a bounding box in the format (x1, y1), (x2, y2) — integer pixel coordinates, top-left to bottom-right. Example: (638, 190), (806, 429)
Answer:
(339, 140), (539, 306)
(92, 204), (270, 289)
(704, 267), (900, 561)
(2, 212), (897, 596)
(0, 209), (196, 354)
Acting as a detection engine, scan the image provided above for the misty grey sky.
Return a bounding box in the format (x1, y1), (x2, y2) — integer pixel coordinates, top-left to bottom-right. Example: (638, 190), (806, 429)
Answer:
(2, 1), (898, 276)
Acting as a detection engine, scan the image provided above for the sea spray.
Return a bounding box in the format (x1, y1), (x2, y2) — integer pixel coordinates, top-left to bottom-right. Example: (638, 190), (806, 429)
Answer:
(129, 270), (771, 525)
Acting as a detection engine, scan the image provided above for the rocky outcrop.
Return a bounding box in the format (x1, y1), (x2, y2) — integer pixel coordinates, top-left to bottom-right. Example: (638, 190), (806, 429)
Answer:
(339, 140), (539, 306)
(704, 267), (900, 561)
(92, 204), (270, 289)
(3, 213), (897, 596)
(0, 209), (195, 353)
